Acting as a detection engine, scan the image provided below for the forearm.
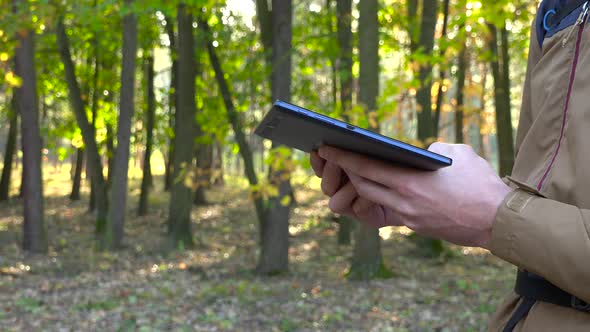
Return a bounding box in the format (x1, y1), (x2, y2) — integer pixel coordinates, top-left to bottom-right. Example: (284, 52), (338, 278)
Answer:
(490, 189), (590, 302)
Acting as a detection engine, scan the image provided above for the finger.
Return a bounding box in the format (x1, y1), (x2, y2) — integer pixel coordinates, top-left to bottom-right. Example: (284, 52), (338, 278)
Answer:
(318, 146), (415, 188)
(321, 161), (343, 197)
(310, 151), (326, 178)
(352, 198), (389, 228)
(328, 181), (357, 214)
(346, 171), (413, 218)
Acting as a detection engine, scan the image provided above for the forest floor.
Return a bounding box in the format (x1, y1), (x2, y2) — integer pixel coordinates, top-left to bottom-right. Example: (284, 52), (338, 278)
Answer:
(0, 169), (515, 332)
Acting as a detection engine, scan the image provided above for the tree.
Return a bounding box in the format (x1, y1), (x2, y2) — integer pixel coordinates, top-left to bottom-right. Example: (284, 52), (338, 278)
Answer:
(0, 95), (17, 202)
(455, 45), (467, 144)
(200, 13), (270, 272)
(348, 0), (389, 280)
(14, 0), (47, 253)
(69, 147), (84, 201)
(164, 13), (178, 192)
(102, 0), (138, 249)
(138, 54), (155, 216)
(409, 0), (438, 142)
(335, 0), (353, 245)
(406, 0), (445, 256)
(168, 3), (197, 248)
(433, 0), (450, 137)
(256, 0), (293, 275)
(56, 17), (109, 235)
(193, 143), (212, 205)
(487, 21), (515, 176)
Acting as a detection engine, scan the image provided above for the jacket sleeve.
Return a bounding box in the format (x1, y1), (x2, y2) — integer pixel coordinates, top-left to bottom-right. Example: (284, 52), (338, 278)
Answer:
(490, 189), (590, 303)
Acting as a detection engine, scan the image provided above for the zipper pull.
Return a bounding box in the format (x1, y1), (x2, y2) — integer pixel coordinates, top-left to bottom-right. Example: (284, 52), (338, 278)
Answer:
(563, 2), (590, 47)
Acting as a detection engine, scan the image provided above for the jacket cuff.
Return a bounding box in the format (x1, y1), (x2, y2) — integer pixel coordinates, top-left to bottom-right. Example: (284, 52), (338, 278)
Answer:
(489, 189), (537, 270)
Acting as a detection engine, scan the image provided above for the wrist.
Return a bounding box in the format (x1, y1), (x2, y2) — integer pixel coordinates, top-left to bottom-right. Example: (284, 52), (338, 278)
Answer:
(479, 184), (513, 250)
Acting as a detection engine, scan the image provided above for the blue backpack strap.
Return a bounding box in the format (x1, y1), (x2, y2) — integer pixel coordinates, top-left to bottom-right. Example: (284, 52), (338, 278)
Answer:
(536, 0), (589, 47)
(536, 0), (559, 47)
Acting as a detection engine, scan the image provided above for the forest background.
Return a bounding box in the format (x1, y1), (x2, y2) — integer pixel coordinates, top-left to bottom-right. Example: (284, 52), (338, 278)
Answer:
(0, 0), (536, 330)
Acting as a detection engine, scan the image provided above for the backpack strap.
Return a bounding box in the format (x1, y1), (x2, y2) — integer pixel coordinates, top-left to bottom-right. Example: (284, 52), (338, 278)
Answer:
(545, 0), (589, 30)
(536, 0), (589, 47)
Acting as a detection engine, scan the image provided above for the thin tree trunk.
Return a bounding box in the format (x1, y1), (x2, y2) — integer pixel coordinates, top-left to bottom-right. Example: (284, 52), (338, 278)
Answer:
(478, 64), (488, 158)
(487, 22), (514, 176)
(326, 0), (337, 108)
(415, 0), (438, 141)
(336, 0), (353, 245)
(349, 0), (388, 280)
(499, 25), (514, 172)
(168, 3), (197, 248)
(103, 0), (138, 249)
(164, 14), (178, 192)
(257, 0), (293, 275)
(56, 18), (109, 233)
(193, 143), (212, 205)
(138, 54), (155, 216)
(455, 44), (467, 143)
(89, 38), (100, 213)
(201, 17), (265, 229)
(14, 14), (47, 253)
(433, 0), (450, 137)
(213, 140), (224, 186)
(406, 0), (445, 256)
(70, 147), (84, 201)
(0, 97), (17, 202)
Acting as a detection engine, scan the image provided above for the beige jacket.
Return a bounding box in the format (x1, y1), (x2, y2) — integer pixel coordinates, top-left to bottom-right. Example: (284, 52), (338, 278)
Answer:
(488, 2), (590, 331)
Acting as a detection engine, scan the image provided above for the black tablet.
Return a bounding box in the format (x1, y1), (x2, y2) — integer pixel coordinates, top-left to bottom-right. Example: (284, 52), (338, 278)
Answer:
(254, 100), (452, 171)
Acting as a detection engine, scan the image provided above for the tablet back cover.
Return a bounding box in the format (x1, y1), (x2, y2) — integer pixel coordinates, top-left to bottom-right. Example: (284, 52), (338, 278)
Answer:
(255, 102), (451, 171)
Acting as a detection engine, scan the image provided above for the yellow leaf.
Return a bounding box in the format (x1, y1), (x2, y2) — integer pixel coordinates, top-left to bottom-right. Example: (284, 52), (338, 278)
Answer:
(0, 53), (8, 62)
(183, 173), (192, 188)
(266, 185), (279, 197)
(281, 196), (291, 207)
(5, 71), (22, 88)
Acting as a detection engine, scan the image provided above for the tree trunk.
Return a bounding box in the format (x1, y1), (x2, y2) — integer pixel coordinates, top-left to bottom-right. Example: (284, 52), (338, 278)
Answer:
(406, 0), (445, 256)
(193, 143), (212, 205)
(168, 3), (197, 248)
(213, 140), (224, 186)
(138, 54), (155, 217)
(487, 23), (514, 176)
(337, 0), (353, 115)
(326, 0), (337, 108)
(201, 16), (266, 247)
(415, 0), (438, 142)
(336, 0), (353, 245)
(164, 14), (178, 192)
(455, 44), (467, 144)
(14, 18), (47, 253)
(88, 40), (100, 213)
(56, 18), (109, 233)
(256, 0), (293, 275)
(477, 64), (488, 158)
(348, 224), (391, 280)
(348, 0), (388, 279)
(499, 25), (514, 175)
(0, 97), (17, 202)
(106, 123), (115, 184)
(433, 0), (450, 137)
(70, 147), (84, 201)
(102, 0), (138, 249)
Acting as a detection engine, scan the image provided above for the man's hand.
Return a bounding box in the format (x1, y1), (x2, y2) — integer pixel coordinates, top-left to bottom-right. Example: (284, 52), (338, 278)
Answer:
(310, 143), (512, 249)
